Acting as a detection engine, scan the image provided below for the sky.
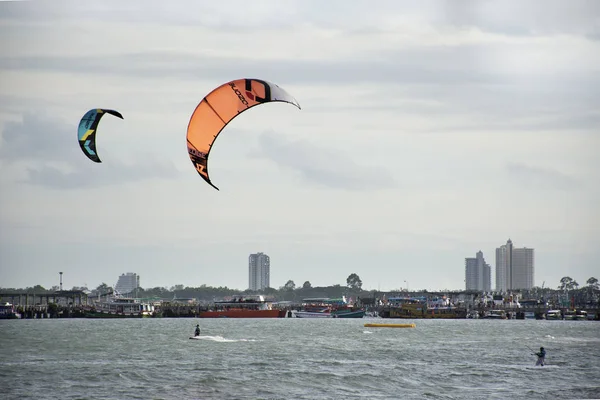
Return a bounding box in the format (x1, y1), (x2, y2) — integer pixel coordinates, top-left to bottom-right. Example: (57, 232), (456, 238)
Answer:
(0, 0), (599, 292)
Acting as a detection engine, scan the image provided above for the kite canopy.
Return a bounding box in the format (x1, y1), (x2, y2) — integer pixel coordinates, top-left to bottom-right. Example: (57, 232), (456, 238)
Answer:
(186, 78), (301, 190)
(77, 108), (124, 163)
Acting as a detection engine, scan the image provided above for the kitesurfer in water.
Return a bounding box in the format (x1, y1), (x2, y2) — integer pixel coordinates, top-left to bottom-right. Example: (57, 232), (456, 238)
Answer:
(194, 324), (201, 337)
(535, 347), (546, 366)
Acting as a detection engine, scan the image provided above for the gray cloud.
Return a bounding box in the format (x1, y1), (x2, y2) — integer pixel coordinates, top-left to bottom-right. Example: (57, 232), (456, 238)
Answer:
(439, 0), (600, 38)
(0, 112), (180, 188)
(2, 43), (597, 131)
(506, 162), (582, 191)
(0, 48), (506, 86)
(2, 0), (599, 38)
(0, 112), (79, 161)
(23, 161), (178, 189)
(254, 131), (396, 190)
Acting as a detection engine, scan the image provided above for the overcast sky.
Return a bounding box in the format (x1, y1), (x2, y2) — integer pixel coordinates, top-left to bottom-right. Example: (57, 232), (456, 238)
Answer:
(1, 0), (598, 292)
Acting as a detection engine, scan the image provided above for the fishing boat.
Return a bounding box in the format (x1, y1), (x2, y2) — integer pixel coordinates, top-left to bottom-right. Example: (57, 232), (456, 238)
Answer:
(545, 310), (563, 320)
(293, 297), (365, 318)
(482, 310), (507, 319)
(0, 302), (21, 319)
(86, 297), (155, 318)
(294, 309), (333, 318)
(382, 297), (466, 319)
(563, 309), (587, 320)
(198, 295), (286, 318)
(332, 309), (366, 318)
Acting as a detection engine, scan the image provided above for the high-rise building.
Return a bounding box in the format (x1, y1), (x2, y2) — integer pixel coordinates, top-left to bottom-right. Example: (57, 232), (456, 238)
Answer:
(115, 272), (140, 296)
(495, 239), (534, 291)
(248, 252), (270, 291)
(465, 250), (491, 291)
(512, 247), (535, 289)
(495, 239), (512, 291)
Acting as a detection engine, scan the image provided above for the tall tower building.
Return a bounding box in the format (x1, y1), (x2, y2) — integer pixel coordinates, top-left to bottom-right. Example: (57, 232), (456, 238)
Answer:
(495, 239), (534, 291)
(465, 250), (491, 291)
(248, 252), (270, 291)
(115, 272), (140, 296)
(495, 239), (513, 291)
(512, 247), (535, 289)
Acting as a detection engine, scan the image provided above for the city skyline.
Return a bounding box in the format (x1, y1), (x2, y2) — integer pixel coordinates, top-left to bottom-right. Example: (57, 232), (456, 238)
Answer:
(1, 1), (598, 292)
(6, 270), (596, 293)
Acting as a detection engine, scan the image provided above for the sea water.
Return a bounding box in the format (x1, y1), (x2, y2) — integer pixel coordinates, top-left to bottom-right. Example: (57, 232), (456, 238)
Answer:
(0, 318), (599, 399)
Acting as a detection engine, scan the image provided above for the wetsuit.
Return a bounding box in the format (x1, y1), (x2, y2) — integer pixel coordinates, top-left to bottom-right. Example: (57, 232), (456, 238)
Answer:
(535, 348), (546, 366)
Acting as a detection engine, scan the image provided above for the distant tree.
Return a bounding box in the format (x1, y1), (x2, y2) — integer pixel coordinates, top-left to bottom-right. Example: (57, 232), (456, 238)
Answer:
(559, 277), (578, 291)
(170, 284), (184, 292)
(28, 285), (47, 293)
(302, 281), (312, 289)
(283, 280), (296, 291)
(263, 287), (278, 295)
(587, 277), (599, 290)
(96, 283), (110, 292)
(346, 273), (363, 290)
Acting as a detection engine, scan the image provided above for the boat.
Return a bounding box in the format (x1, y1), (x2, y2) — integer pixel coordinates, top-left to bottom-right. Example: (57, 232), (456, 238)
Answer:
(332, 309), (366, 318)
(86, 297), (155, 318)
(364, 323), (416, 328)
(0, 302), (21, 319)
(545, 310), (563, 320)
(293, 297), (365, 318)
(523, 311), (536, 319)
(294, 309), (333, 318)
(382, 297), (466, 319)
(482, 310), (507, 319)
(198, 295), (286, 318)
(563, 309), (588, 320)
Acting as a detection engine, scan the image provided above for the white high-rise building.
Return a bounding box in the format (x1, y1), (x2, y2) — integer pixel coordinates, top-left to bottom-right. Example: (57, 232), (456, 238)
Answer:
(465, 250), (491, 291)
(248, 252), (270, 291)
(115, 272), (140, 296)
(512, 247), (535, 290)
(495, 239), (534, 291)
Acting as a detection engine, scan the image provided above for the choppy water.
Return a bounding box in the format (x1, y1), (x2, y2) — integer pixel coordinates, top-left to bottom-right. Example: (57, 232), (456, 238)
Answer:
(1, 318), (599, 399)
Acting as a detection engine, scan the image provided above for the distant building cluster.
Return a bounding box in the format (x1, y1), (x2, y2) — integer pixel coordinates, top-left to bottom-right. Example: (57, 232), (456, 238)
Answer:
(248, 252), (270, 291)
(465, 239), (534, 291)
(115, 272), (139, 296)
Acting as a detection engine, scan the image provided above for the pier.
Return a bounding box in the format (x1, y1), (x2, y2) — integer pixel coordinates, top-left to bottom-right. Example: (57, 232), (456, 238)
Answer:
(0, 290), (90, 318)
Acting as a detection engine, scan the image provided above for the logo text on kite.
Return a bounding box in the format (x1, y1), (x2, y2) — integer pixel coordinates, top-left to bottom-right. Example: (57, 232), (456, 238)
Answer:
(229, 82), (249, 107)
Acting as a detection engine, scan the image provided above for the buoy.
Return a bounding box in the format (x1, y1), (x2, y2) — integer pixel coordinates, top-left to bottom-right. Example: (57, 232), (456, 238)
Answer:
(364, 323), (416, 328)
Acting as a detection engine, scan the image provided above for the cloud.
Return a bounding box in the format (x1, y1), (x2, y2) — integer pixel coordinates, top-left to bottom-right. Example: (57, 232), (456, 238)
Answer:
(0, 49), (506, 85)
(254, 131), (396, 190)
(506, 162), (581, 191)
(0, 112), (180, 188)
(23, 160), (178, 189)
(0, 111), (79, 161)
(2, 0), (599, 39)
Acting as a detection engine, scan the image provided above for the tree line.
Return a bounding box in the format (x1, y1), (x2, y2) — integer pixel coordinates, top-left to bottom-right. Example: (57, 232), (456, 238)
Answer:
(2, 275), (597, 303)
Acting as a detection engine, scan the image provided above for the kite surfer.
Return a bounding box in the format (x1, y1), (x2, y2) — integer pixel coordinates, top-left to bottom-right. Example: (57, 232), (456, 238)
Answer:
(194, 324), (201, 337)
(534, 347), (546, 366)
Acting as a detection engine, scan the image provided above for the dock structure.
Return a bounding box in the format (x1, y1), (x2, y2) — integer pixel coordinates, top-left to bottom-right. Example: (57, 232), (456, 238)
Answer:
(0, 290), (89, 307)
